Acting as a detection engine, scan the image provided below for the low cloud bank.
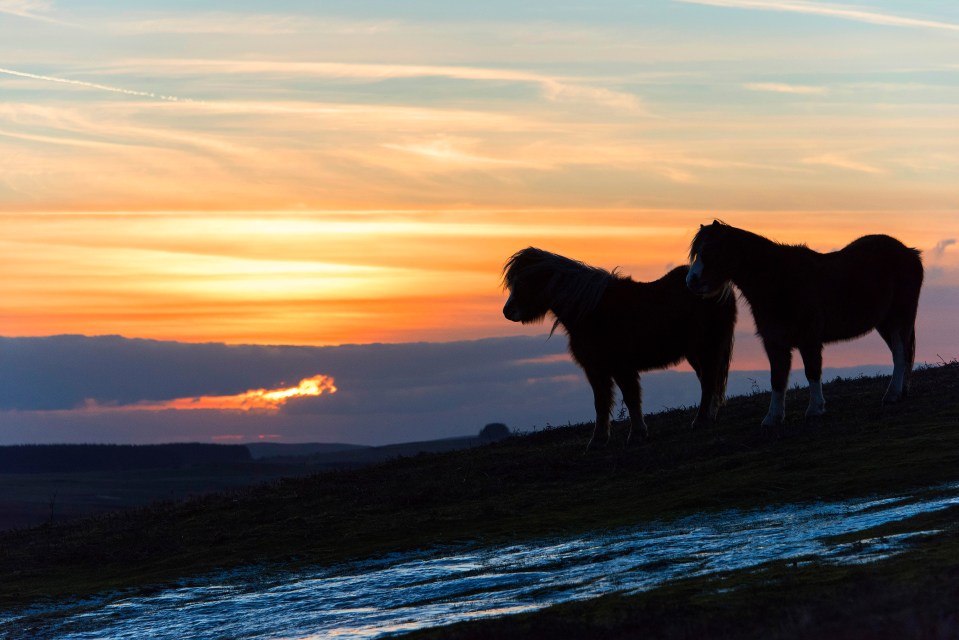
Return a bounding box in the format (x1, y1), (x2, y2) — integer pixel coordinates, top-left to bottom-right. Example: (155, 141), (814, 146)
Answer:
(1, 335), (889, 445)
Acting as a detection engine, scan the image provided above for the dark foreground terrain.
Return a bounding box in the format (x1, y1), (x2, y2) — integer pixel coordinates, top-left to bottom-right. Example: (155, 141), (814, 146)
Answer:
(1, 362), (958, 638)
(0, 437), (489, 530)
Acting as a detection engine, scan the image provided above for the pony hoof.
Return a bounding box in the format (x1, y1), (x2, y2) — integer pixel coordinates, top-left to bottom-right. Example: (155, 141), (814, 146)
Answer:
(625, 425), (648, 447)
(761, 414), (784, 428)
(585, 437), (609, 453)
(882, 393), (902, 405)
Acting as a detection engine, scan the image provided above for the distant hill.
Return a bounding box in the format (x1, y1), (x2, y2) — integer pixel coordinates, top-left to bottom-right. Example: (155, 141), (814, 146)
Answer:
(247, 436), (491, 469)
(245, 442), (371, 460)
(0, 443), (251, 474)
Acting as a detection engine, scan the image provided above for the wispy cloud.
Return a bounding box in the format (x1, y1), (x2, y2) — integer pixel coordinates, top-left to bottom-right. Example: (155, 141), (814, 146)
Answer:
(114, 14), (397, 36)
(745, 82), (827, 95)
(107, 59), (645, 114)
(932, 238), (956, 259)
(383, 137), (546, 170)
(675, 0), (959, 33)
(0, 0), (60, 23)
(802, 153), (883, 174)
(0, 66), (190, 102)
(539, 79), (645, 112)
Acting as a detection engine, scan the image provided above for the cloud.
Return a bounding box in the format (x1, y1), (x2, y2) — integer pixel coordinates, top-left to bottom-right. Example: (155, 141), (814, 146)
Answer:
(675, 0), (959, 33)
(801, 153), (883, 174)
(88, 375), (338, 412)
(0, 334), (901, 445)
(383, 136), (547, 170)
(0, 335), (587, 443)
(931, 238), (956, 260)
(97, 59), (645, 114)
(744, 82), (827, 95)
(539, 79), (645, 113)
(0, 334), (573, 412)
(0, 0), (59, 23)
(114, 14), (304, 35)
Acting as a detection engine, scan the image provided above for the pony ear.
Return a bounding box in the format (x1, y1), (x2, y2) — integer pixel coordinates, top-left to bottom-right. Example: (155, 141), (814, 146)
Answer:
(711, 219), (720, 226)
(699, 223), (705, 229)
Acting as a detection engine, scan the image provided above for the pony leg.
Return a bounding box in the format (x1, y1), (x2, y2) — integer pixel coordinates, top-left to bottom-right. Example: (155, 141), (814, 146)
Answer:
(688, 356), (708, 428)
(902, 326), (916, 399)
(585, 371), (613, 451)
(690, 354), (721, 428)
(881, 330), (907, 404)
(613, 371), (647, 446)
(762, 341), (791, 427)
(691, 301), (735, 428)
(798, 343), (825, 419)
(691, 366), (714, 428)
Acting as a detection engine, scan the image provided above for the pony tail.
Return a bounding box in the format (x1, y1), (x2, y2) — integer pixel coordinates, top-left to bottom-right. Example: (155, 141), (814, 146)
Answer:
(711, 287), (737, 406)
(908, 326), (916, 367)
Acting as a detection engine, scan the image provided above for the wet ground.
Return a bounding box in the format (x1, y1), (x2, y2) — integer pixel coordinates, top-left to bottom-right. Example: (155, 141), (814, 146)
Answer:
(4, 482), (958, 640)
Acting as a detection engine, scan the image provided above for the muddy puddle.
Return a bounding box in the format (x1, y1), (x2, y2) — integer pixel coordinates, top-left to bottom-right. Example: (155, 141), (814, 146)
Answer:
(4, 483), (958, 639)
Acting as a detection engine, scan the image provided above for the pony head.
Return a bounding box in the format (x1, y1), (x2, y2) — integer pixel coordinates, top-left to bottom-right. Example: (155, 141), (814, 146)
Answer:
(687, 220), (736, 297)
(502, 247), (556, 324)
(502, 247), (613, 334)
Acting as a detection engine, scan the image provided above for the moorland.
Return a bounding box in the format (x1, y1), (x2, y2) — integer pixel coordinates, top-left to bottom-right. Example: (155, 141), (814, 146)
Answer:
(2, 362), (958, 638)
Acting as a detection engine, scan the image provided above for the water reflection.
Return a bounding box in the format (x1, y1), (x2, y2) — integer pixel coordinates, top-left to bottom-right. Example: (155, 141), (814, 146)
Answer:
(5, 483), (958, 640)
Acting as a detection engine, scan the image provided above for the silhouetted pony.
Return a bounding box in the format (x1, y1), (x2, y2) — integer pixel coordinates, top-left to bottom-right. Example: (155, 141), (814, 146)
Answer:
(502, 247), (737, 449)
(686, 221), (923, 426)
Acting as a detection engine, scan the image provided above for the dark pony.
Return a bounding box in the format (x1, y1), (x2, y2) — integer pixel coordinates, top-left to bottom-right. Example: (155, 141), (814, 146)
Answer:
(686, 220), (923, 426)
(502, 247), (737, 449)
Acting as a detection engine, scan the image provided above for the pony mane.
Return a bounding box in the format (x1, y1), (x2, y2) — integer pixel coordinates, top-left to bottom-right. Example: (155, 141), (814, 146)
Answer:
(503, 247), (619, 334)
(688, 218), (731, 262)
(691, 219), (811, 259)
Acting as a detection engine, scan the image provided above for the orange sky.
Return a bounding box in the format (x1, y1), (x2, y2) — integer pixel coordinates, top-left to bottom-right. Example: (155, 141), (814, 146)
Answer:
(3, 208), (956, 365)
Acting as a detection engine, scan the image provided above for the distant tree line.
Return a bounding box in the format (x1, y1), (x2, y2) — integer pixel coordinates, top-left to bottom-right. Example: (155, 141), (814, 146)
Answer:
(0, 443), (251, 474)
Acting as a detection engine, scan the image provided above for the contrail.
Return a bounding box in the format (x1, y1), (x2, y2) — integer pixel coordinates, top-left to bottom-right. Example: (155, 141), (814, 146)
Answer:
(674, 0), (959, 33)
(0, 2), (68, 25)
(0, 66), (187, 101)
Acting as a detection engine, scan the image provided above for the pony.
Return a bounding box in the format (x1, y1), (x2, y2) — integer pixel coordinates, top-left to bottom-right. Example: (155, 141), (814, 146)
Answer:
(502, 247), (737, 449)
(686, 220), (923, 427)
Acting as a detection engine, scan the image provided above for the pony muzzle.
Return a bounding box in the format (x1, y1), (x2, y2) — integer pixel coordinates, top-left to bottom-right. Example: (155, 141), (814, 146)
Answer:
(685, 272), (712, 295)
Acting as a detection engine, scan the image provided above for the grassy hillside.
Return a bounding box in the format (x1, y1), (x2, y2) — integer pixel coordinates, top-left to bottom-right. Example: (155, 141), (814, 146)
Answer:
(0, 462), (322, 530)
(1, 362), (958, 619)
(0, 437), (496, 530)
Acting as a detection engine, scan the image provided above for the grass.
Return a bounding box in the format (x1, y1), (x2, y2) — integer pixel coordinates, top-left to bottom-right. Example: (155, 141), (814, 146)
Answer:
(1, 362), (958, 632)
(0, 462), (322, 530)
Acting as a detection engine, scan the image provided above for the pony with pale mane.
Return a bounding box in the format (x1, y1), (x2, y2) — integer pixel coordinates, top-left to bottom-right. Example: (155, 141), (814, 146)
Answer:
(502, 247), (737, 449)
(686, 221), (923, 426)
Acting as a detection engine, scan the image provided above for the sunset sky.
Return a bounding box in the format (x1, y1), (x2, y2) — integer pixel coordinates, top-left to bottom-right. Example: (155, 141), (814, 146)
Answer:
(1, 1), (957, 443)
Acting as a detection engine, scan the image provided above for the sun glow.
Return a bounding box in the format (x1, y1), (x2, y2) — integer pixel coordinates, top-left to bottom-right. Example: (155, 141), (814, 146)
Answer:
(3, 207), (954, 349)
(85, 374), (338, 412)
(160, 374), (337, 411)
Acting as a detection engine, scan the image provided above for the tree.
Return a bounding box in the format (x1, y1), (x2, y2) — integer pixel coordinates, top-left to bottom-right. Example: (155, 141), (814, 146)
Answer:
(478, 422), (510, 441)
